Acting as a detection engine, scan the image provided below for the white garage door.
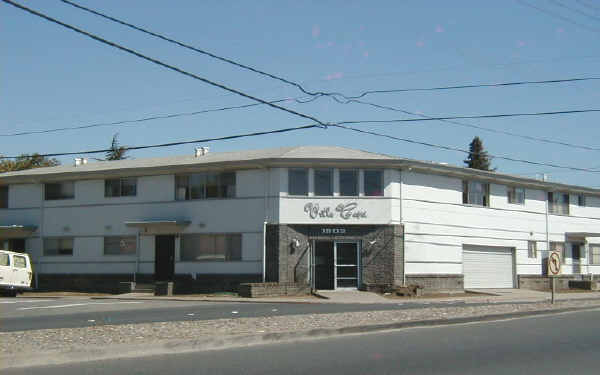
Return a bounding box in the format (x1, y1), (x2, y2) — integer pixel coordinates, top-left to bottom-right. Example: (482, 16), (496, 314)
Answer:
(463, 245), (514, 289)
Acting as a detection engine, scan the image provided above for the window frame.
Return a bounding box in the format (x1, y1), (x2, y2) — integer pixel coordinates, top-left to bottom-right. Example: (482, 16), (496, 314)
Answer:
(13, 255), (27, 268)
(339, 169), (359, 197)
(103, 236), (137, 256)
(180, 233), (242, 262)
(288, 168), (309, 196)
(364, 169), (384, 197)
(507, 186), (525, 205)
(577, 195), (586, 207)
(0, 185), (8, 208)
(43, 237), (74, 256)
(590, 244), (600, 265)
(314, 169), (333, 196)
(548, 192), (569, 215)
(462, 180), (490, 207)
(44, 182), (75, 201)
(104, 178), (137, 198)
(175, 172), (236, 201)
(527, 241), (537, 258)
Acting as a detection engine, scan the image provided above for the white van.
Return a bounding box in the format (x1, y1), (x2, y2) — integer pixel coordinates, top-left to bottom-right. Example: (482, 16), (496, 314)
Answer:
(0, 250), (33, 297)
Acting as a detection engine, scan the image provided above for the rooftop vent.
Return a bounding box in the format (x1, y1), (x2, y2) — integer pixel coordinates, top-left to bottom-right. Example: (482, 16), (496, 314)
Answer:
(74, 157), (88, 166)
(195, 146), (210, 157)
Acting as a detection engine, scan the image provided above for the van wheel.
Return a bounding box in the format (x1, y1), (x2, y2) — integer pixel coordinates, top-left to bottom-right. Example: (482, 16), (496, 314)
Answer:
(7, 290), (17, 297)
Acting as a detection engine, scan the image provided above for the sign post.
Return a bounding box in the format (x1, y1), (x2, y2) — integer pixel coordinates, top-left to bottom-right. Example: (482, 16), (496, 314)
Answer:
(547, 251), (562, 304)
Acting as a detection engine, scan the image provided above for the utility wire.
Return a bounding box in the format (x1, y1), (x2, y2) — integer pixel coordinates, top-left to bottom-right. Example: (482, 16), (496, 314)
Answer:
(575, 0), (600, 13)
(549, 0), (600, 23)
(59, 0), (600, 100)
(0, 124), (320, 159)
(330, 124), (600, 173)
(336, 109), (600, 125)
(345, 99), (600, 152)
(517, 0), (600, 33)
(1, 0), (329, 129)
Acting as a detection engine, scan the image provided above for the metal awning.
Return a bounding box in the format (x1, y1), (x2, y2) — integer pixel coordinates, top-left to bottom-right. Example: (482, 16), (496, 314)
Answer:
(0, 225), (38, 239)
(566, 232), (600, 241)
(125, 220), (191, 233)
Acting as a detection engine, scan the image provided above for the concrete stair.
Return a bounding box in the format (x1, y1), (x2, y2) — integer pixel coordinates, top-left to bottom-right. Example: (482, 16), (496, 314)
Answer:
(132, 283), (155, 294)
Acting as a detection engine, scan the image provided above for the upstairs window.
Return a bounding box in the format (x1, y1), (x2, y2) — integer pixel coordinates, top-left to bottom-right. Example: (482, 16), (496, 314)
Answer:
(577, 195), (586, 207)
(288, 168), (308, 196)
(339, 170), (358, 196)
(314, 169), (333, 196)
(364, 170), (383, 196)
(105, 178), (137, 197)
(0, 186), (7, 208)
(548, 192), (569, 215)
(45, 182), (74, 200)
(463, 181), (490, 207)
(507, 186), (525, 205)
(44, 238), (73, 256)
(176, 172), (236, 200)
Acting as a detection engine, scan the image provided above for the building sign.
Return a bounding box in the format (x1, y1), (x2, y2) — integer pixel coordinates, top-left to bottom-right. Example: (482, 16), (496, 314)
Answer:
(303, 202), (367, 220)
(321, 228), (346, 235)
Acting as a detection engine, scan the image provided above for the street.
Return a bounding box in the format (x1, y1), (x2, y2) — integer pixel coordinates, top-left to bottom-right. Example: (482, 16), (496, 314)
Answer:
(5, 308), (600, 374)
(0, 296), (483, 332)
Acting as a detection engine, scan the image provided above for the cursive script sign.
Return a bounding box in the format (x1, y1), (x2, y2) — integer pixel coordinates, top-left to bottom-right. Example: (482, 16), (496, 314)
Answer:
(303, 202), (367, 220)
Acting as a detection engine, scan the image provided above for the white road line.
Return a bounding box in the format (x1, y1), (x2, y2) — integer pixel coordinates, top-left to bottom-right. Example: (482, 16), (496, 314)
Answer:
(0, 300), (51, 304)
(17, 301), (143, 310)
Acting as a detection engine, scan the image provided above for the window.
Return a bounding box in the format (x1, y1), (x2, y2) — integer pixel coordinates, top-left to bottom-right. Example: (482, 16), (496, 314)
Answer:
(175, 172), (236, 200)
(550, 242), (565, 264)
(288, 168), (308, 196)
(0, 253), (9, 266)
(104, 236), (136, 255)
(527, 241), (537, 258)
(548, 192), (569, 215)
(314, 169), (333, 196)
(364, 170), (383, 196)
(45, 182), (74, 200)
(463, 181), (490, 207)
(577, 195), (586, 207)
(105, 178), (137, 197)
(339, 170), (358, 196)
(13, 255), (27, 268)
(8, 239), (25, 253)
(507, 186), (525, 205)
(180, 234), (242, 261)
(44, 238), (73, 256)
(590, 244), (600, 265)
(0, 185), (8, 208)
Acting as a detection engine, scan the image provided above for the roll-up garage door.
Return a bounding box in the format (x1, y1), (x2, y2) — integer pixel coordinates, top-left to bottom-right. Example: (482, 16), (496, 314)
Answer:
(463, 245), (514, 288)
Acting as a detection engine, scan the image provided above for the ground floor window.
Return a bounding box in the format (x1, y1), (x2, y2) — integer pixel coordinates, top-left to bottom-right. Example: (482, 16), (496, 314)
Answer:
(44, 238), (73, 256)
(527, 241), (537, 258)
(590, 244), (600, 265)
(180, 234), (242, 261)
(104, 236), (137, 255)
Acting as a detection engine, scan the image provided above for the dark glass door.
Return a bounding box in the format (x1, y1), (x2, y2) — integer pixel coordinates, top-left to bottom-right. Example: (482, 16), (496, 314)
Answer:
(315, 241), (334, 290)
(335, 242), (359, 288)
(155, 235), (175, 281)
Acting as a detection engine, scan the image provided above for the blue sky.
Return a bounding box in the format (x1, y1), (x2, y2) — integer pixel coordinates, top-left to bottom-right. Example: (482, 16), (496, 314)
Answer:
(2, 0), (599, 186)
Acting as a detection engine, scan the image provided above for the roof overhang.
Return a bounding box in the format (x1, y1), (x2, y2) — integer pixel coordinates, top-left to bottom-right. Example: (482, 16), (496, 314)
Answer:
(0, 225), (37, 238)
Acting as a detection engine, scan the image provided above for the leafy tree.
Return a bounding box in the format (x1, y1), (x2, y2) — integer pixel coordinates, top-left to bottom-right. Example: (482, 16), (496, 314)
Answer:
(0, 153), (60, 173)
(105, 133), (129, 161)
(463, 136), (494, 171)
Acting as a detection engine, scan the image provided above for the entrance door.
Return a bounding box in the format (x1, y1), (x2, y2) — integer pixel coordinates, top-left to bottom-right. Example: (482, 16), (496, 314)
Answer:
(572, 243), (582, 274)
(155, 235), (175, 281)
(335, 242), (359, 289)
(315, 241), (334, 290)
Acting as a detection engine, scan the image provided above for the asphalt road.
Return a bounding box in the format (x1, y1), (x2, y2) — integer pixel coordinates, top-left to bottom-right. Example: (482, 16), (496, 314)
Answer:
(6, 308), (600, 374)
(0, 296), (480, 332)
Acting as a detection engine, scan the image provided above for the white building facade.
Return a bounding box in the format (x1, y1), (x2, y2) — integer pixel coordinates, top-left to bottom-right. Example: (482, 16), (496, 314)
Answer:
(0, 146), (599, 293)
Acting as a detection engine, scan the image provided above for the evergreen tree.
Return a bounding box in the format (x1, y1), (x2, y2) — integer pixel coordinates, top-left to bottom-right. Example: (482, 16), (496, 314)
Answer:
(105, 133), (129, 161)
(464, 136), (494, 171)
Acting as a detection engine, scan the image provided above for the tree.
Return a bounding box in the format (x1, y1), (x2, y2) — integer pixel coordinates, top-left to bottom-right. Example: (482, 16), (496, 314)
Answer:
(105, 133), (129, 161)
(0, 153), (60, 173)
(463, 136), (494, 171)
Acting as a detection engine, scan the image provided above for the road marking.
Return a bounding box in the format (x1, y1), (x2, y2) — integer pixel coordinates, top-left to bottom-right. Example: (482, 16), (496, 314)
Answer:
(231, 311), (239, 314)
(17, 301), (143, 310)
(0, 299), (51, 304)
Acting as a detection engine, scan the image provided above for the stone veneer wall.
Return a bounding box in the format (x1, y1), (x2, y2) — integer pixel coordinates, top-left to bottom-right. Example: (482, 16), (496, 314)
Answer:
(238, 283), (311, 297)
(404, 274), (464, 292)
(265, 224), (404, 291)
(518, 274), (585, 291)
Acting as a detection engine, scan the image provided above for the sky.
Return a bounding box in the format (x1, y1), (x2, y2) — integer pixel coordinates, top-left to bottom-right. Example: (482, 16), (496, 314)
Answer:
(2, 0), (599, 187)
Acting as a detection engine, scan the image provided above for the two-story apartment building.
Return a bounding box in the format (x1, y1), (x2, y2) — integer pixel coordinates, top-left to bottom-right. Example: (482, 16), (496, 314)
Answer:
(1, 146), (599, 293)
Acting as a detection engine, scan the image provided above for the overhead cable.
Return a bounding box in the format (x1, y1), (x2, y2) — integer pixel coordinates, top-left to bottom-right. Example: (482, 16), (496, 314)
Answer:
(1, 0), (329, 128)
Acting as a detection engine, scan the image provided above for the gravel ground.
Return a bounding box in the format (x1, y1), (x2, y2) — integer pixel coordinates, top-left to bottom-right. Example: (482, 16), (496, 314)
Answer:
(2, 299), (600, 355)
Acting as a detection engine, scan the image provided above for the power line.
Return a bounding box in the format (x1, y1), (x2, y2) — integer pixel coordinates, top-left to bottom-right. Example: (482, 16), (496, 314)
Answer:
(2, 0), (329, 129)
(0, 96), (319, 137)
(549, 0), (600, 23)
(58, 0), (328, 98)
(0, 124), (320, 159)
(575, 0), (600, 13)
(337, 109), (600, 125)
(59, 0), (600, 100)
(345, 99), (600, 152)
(330, 124), (600, 173)
(516, 0), (600, 33)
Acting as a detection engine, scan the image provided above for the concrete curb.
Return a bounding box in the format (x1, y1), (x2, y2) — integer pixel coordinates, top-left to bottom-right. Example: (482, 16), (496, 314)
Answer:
(89, 296), (321, 304)
(2, 304), (600, 370)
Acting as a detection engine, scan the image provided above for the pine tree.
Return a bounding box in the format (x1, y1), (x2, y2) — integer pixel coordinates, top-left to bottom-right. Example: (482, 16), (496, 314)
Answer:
(464, 136), (494, 171)
(105, 133), (128, 161)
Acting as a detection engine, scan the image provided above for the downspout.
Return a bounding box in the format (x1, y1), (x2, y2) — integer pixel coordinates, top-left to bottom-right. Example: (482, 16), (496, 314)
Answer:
(545, 191), (550, 269)
(134, 231), (140, 283)
(262, 166), (269, 283)
(36, 183), (45, 290)
(400, 169), (406, 286)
